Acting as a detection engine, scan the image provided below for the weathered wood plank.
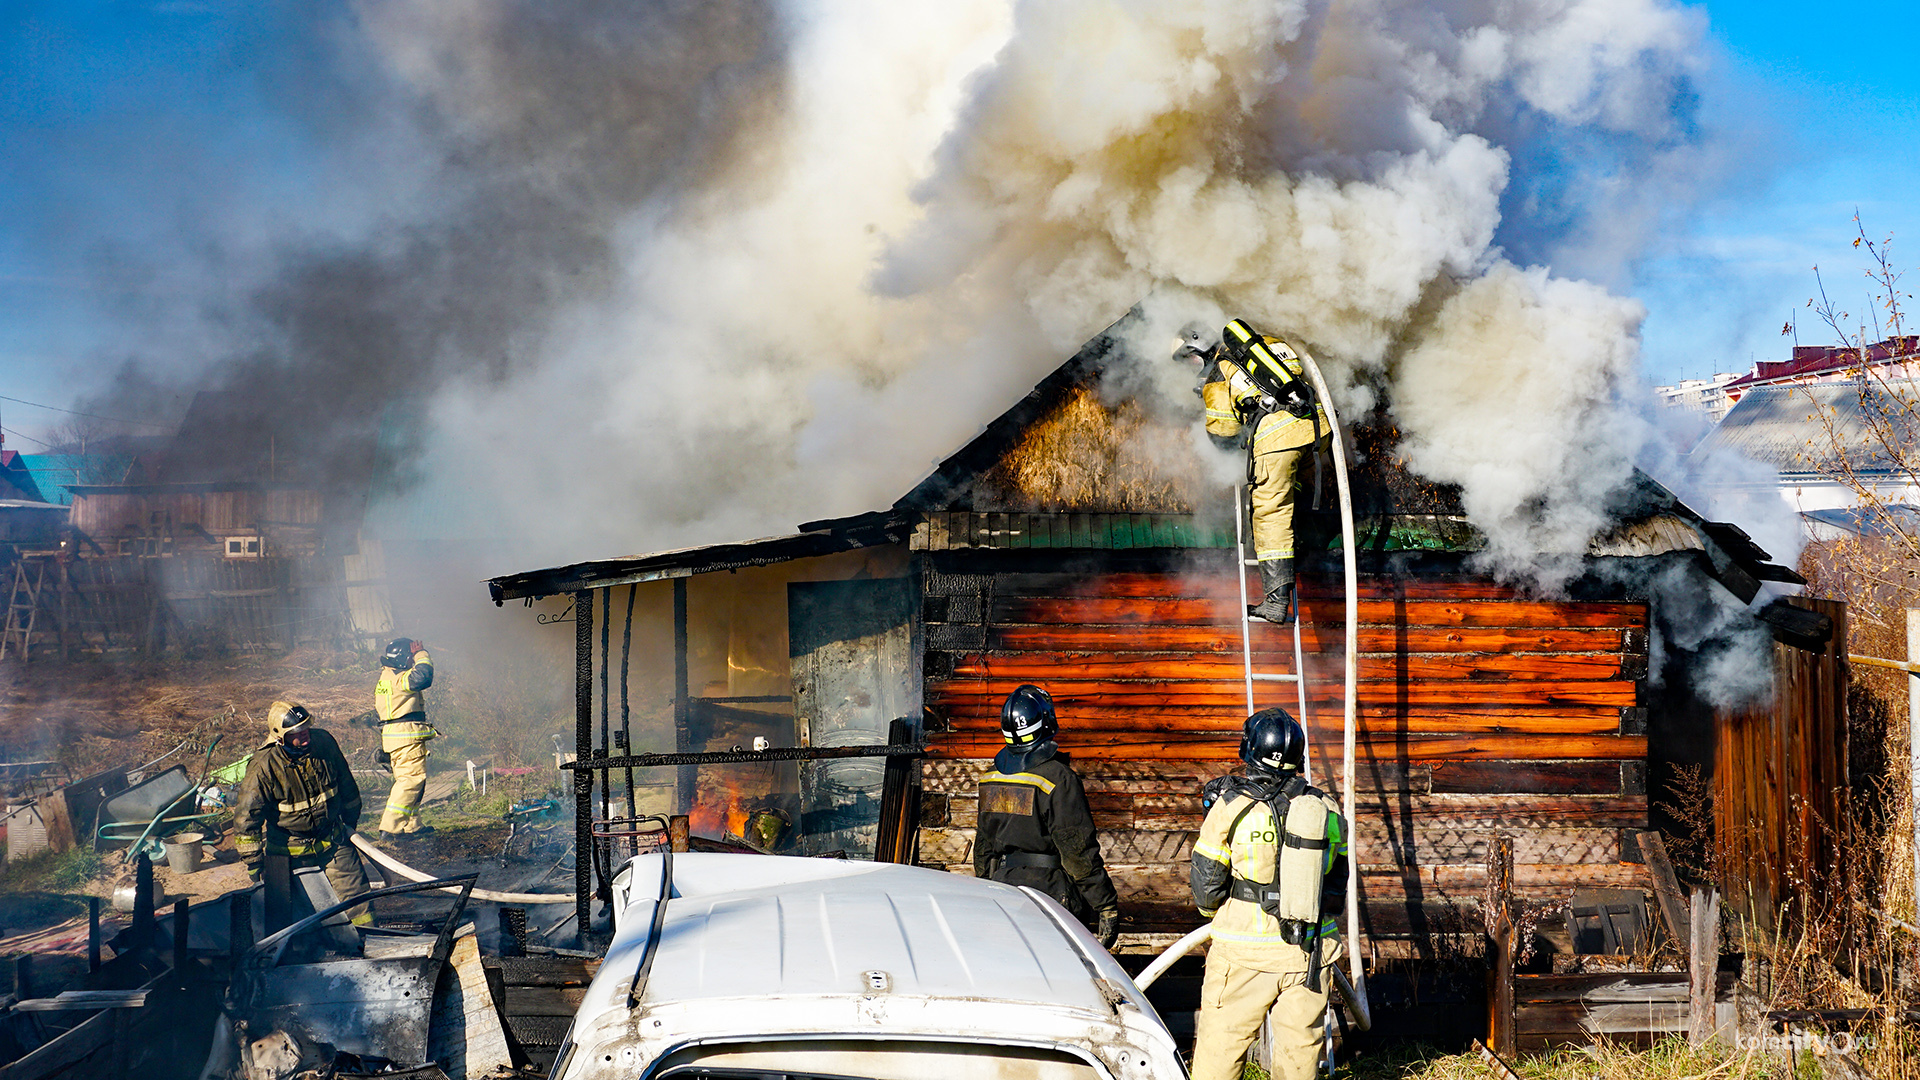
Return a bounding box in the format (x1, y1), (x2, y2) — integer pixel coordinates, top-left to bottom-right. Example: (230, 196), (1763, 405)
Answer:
(1358, 862), (1648, 898)
(933, 700), (1629, 730)
(936, 709), (1626, 737)
(944, 791), (1644, 832)
(987, 596), (1647, 628)
(917, 824), (1623, 867)
(1638, 830), (1690, 954)
(928, 730), (1647, 762)
(1351, 795), (1648, 829)
(918, 828), (1202, 866)
(986, 572), (1528, 601)
(929, 758), (1631, 798)
(1514, 1001), (1690, 1032)
(929, 679), (1640, 708)
(946, 652), (1628, 683)
(1428, 761), (1629, 795)
(982, 623), (1634, 656)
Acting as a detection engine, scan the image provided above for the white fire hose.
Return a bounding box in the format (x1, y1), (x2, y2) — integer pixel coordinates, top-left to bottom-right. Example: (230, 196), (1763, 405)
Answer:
(350, 831), (573, 904)
(1130, 925), (1371, 1031)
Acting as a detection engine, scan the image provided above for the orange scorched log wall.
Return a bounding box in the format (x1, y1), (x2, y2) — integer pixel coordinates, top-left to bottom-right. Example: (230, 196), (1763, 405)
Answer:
(917, 568), (1653, 946)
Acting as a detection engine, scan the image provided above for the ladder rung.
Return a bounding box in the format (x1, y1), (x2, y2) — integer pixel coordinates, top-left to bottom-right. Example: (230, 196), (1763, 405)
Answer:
(1250, 673), (1300, 683)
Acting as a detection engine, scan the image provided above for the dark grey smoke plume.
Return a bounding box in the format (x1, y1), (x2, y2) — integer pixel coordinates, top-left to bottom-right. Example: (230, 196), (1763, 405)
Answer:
(60, 0), (1788, 578)
(83, 0), (785, 504)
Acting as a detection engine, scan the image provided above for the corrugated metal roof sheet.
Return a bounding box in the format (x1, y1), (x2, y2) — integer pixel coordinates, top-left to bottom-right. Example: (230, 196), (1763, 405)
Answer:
(1802, 504), (1920, 538)
(1698, 381), (1920, 475)
(8, 454), (135, 505)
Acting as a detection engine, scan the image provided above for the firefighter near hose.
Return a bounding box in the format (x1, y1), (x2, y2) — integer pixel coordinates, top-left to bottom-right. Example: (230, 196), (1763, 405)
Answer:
(1189, 707), (1349, 1080)
(1175, 319), (1331, 625)
(374, 636), (437, 838)
(973, 684), (1123, 949)
(233, 701), (373, 925)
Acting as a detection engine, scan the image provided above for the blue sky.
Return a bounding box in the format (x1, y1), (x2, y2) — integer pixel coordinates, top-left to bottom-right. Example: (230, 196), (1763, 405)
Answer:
(1636, 0), (1920, 384)
(0, 0), (1916, 444)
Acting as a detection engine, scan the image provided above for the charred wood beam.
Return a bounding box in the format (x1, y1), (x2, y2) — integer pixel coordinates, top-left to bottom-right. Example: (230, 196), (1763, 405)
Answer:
(621, 585), (636, 815)
(562, 742), (924, 771)
(573, 589), (593, 941)
(672, 579), (693, 816)
(595, 589), (613, 904)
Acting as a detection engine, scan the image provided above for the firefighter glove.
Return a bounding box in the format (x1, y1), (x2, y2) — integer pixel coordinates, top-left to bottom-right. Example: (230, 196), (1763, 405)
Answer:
(1096, 906), (1121, 950)
(244, 859), (261, 883)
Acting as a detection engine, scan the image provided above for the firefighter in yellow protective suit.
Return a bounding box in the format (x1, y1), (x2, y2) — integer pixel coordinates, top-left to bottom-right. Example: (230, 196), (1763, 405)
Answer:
(1189, 707), (1347, 1080)
(234, 701), (372, 925)
(374, 636), (437, 838)
(1176, 321), (1330, 625)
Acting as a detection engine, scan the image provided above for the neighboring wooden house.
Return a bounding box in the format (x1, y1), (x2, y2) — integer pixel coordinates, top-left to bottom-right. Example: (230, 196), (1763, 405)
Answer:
(488, 315), (1844, 973)
(0, 391), (387, 659)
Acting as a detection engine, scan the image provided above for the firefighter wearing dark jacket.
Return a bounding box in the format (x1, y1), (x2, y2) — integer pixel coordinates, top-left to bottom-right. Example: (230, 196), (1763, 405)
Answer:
(973, 684), (1122, 949)
(375, 637), (436, 838)
(1176, 321), (1331, 625)
(234, 701), (373, 926)
(1189, 707), (1347, 1080)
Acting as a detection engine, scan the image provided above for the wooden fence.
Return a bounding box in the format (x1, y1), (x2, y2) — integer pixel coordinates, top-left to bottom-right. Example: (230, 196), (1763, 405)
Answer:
(1712, 596), (1849, 928)
(1, 553), (374, 659)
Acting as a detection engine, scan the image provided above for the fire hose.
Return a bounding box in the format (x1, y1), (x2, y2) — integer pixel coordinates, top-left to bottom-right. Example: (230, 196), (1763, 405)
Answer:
(1129, 924), (1371, 1031)
(350, 831), (572, 904)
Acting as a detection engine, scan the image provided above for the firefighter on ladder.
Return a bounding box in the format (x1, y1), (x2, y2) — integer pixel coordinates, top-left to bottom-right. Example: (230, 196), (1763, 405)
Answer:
(1175, 320), (1330, 625)
(1189, 707), (1348, 1080)
(234, 701), (373, 925)
(374, 636), (437, 838)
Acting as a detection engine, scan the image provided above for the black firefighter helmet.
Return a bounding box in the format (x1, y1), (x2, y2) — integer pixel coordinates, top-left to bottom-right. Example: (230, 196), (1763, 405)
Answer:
(381, 637), (416, 670)
(1240, 706), (1306, 775)
(1000, 684), (1057, 748)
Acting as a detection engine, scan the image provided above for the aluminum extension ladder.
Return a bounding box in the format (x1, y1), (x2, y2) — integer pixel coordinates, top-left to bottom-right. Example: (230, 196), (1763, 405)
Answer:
(1228, 344), (1369, 1047)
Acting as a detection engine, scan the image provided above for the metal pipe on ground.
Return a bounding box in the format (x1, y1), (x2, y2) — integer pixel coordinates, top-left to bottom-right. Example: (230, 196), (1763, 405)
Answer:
(350, 833), (571, 904)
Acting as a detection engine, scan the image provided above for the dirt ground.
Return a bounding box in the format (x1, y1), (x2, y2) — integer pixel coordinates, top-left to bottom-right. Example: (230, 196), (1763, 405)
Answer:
(0, 646), (378, 776)
(0, 646), (576, 950)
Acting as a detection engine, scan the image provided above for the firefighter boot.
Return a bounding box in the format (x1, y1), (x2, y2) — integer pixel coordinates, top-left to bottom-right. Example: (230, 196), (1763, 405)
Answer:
(1248, 559), (1295, 625)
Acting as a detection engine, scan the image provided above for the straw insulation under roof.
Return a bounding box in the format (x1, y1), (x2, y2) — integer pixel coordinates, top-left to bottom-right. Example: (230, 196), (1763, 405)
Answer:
(969, 386), (1207, 513)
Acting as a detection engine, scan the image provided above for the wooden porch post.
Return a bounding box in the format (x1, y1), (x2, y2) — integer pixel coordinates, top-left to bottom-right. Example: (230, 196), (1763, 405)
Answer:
(574, 589), (594, 939)
(673, 578), (693, 815)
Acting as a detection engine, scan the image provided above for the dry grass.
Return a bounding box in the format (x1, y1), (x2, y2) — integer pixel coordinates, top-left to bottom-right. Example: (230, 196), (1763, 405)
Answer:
(975, 386), (1207, 512)
(1338, 1037), (1789, 1080)
(0, 641), (570, 779)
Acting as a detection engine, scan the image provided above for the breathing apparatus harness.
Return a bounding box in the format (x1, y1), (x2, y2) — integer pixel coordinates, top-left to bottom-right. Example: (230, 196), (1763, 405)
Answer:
(1218, 321), (1328, 507)
(1208, 769), (1339, 991)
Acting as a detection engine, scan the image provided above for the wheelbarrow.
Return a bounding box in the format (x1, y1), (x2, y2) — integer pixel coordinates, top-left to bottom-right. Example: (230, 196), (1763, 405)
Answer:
(95, 736), (226, 860)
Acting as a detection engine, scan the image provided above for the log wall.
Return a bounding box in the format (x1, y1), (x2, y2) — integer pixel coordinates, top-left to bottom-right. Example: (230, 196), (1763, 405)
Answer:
(917, 559), (1652, 950)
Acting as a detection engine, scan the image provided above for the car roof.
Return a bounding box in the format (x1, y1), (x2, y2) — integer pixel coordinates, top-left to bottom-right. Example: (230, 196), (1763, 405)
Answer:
(606, 853), (1118, 1015)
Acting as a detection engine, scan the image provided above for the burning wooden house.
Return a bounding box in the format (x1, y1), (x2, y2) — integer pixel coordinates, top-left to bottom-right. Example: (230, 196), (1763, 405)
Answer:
(488, 314), (1847, 1039)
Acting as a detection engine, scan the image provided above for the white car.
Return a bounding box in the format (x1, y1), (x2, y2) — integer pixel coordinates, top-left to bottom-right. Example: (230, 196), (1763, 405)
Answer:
(550, 853), (1187, 1079)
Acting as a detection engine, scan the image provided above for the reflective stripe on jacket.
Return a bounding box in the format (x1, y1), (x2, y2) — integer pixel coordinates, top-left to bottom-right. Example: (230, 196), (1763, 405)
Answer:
(1190, 784), (1345, 969)
(1203, 352), (1327, 454)
(375, 651), (435, 724)
(234, 729), (362, 861)
(973, 748), (1119, 917)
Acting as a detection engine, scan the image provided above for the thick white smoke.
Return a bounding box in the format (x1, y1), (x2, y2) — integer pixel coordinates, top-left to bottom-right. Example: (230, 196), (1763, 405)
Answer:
(79, 0), (1761, 577)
